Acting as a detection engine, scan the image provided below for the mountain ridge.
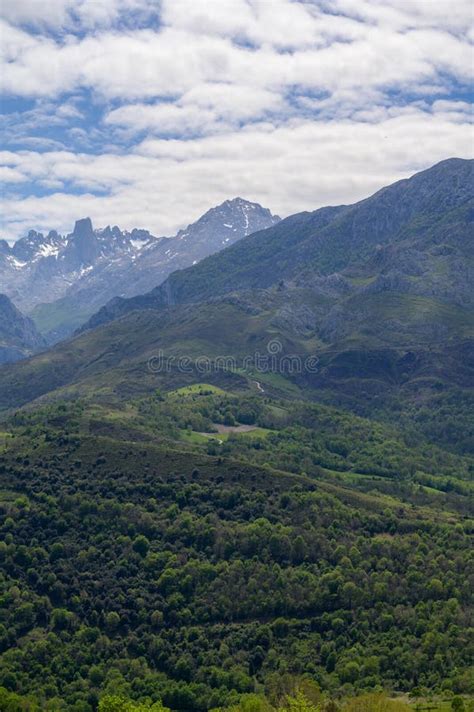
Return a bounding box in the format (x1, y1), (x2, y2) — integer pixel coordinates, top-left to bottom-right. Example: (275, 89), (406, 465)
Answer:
(84, 157), (473, 332)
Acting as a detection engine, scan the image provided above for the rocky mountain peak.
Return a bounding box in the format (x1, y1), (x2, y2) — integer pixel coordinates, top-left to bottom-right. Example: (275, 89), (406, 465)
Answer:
(63, 217), (99, 268)
(11, 228), (65, 263)
(72, 217), (94, 238)
(0, 240), (11, 256)
(175, 197), (280, 247)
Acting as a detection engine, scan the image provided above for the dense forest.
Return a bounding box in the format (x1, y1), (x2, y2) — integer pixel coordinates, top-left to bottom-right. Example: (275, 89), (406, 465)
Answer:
(0, 385), (472, 710)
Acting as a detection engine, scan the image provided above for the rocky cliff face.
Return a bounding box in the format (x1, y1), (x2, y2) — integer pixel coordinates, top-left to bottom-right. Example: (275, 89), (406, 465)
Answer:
(0, 294), (46, 364)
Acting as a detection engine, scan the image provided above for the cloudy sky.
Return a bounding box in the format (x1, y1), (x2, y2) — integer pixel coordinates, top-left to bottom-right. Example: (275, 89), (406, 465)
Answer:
(1, 0), (473, 242)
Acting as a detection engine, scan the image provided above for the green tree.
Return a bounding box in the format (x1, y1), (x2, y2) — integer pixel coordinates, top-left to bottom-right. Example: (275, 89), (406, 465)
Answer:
(132, 535), (150, 557)
(99, 696), (169, 712)
(278, 692), (320, 712)
(105, 611), (120, 631)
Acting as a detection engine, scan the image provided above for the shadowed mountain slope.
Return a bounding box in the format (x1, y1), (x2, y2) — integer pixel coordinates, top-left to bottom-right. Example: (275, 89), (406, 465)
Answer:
(0, 294), (45, 364)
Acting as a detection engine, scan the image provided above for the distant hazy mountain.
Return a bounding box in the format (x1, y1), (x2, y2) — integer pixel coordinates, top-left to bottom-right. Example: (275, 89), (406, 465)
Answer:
(1, 198), (280, 342)
(0, 294), (45, 364)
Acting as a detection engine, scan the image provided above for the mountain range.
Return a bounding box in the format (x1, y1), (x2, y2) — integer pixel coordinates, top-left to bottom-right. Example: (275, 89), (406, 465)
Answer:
(0, 198), (280, 344)
(0, 158), (472, 454)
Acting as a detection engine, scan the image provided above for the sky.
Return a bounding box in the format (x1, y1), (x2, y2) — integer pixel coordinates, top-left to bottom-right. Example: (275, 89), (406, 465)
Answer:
(0, 0), (473, 243)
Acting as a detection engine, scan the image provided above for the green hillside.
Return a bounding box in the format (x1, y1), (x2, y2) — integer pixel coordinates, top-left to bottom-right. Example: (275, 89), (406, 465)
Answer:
(0, 386), (473, 709)
(1, 290), (472, 454)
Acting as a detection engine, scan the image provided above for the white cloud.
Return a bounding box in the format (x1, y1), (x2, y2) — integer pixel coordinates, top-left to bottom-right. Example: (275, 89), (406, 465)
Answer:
(0, 0), (159, 30)
(331, 0), (474, 33)
(0, 166), (27, 183)
(105, 84), (285, 135)
(161, 0), (321, 49)
(383, 0), (474, 32)
(105, 103), (219, 136)
(0, 0), (75, 28)
(0, 0), (472, 243)
(1, 104), (472, 241)
(1, 4), (472, 100)
(181, 83), (285, 121)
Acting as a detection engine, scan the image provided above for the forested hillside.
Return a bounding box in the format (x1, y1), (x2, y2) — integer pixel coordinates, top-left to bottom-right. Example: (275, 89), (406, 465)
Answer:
(0, 386), (472, 710)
